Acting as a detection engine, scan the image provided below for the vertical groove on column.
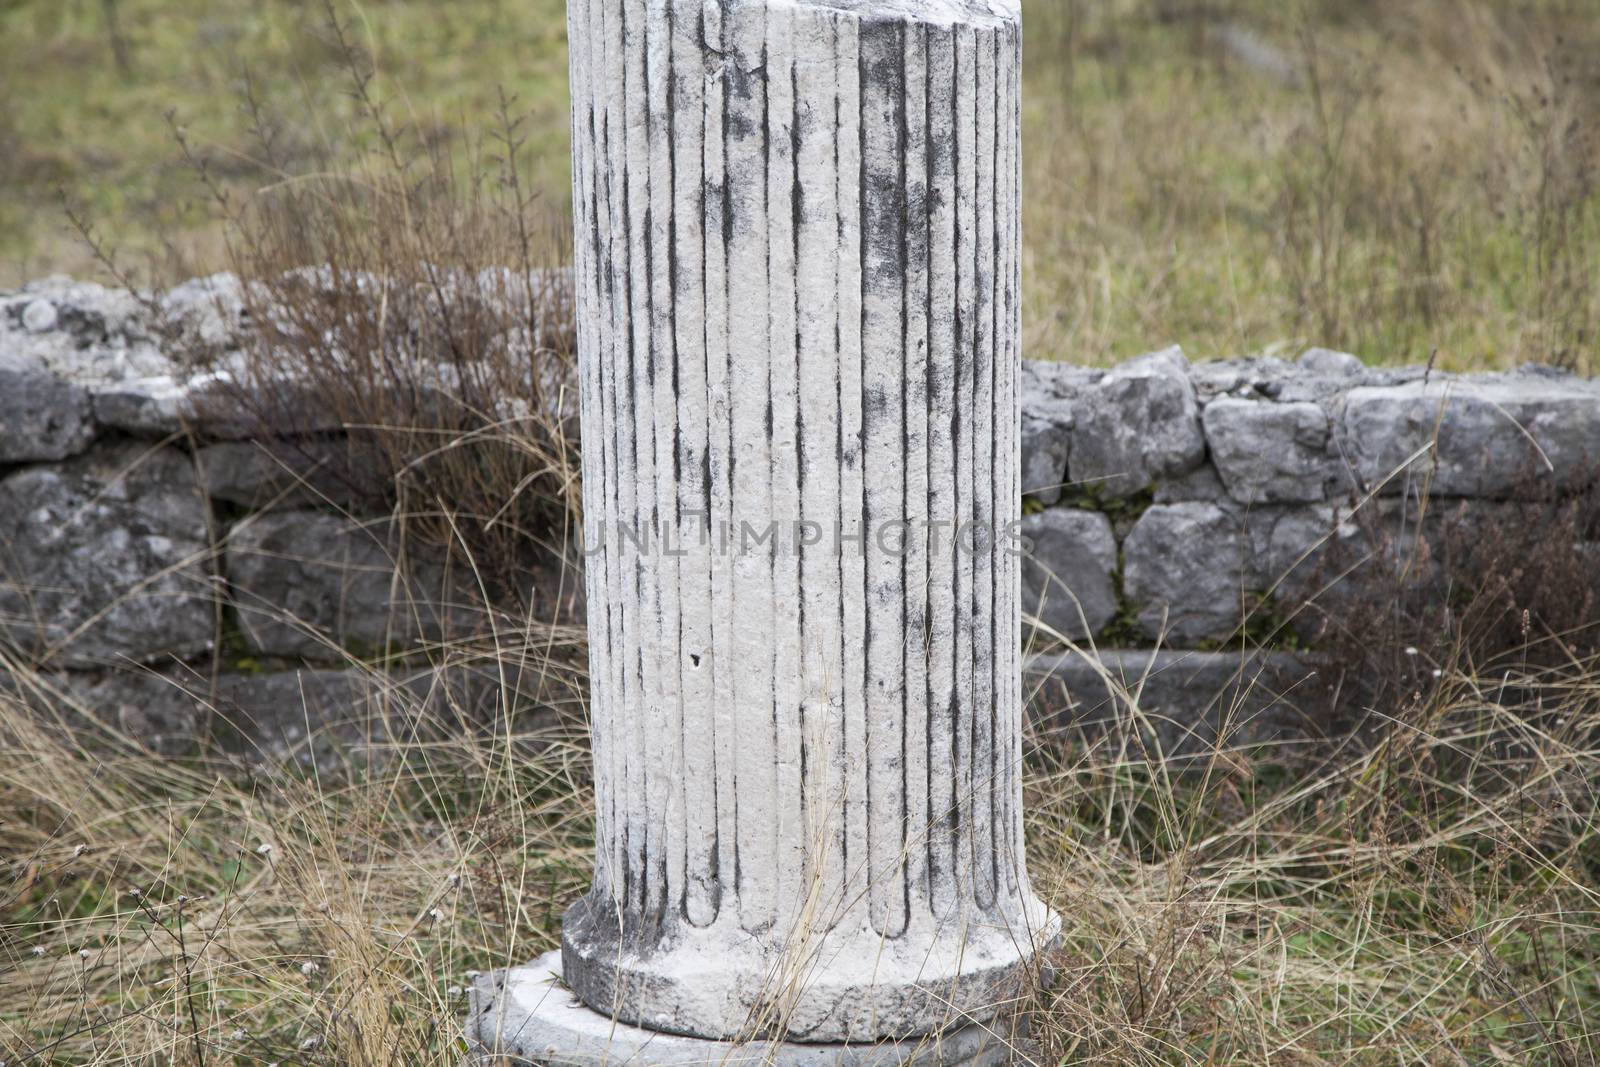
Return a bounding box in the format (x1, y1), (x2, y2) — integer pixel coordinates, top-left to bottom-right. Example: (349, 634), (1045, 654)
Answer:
(598, 0), (632, 912)
(671, 0), (718, 929)
(923, 22), (958, 919)
(794, 8), (844, 924)
(569, 0), (603, 900)
(835, 11), (867, 921)
(1010, 19), (1027, 898)
(725, 0), (776, 935)
(861, 16), (909, 940)
(971, 26), (997, 912)
(951, 22), (976, 907)
(645, 0), (678, 921)
(703, 0), (738, 928)
(767, 5), (806, 924)
(901, 21), (931, 911)
(621, 0), (653, 916)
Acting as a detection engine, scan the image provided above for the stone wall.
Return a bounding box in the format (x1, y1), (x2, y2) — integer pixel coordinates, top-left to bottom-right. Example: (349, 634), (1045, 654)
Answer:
(1018, 344), (1600, 748)
(4, 275), (1597, 758)
(0, 275), (582, 766)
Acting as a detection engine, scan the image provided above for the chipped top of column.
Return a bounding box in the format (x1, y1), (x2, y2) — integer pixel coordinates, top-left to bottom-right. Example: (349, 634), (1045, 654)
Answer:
(772, 0), (1019, 29)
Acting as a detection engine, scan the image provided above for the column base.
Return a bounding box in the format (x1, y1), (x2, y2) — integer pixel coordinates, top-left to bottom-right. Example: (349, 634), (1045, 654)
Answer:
(468, 952), (1020, 1067)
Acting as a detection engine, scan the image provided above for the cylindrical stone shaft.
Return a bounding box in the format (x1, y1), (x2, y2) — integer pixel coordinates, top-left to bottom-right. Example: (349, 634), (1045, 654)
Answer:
(563, 0), (1050, 1043)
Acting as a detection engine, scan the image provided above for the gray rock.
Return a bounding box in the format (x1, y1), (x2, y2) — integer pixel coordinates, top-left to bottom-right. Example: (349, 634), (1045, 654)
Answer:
(0, 351), (95, 461)
(160, 272), (247, 360)
(1123, 502), (1253, 644)
(1020, 360), (1100, 503)
(1025, 648), (1325, 754)
(226, 510), (480, 659)
(1204, 397), (1338, 503)
(22, 299), (59, 333)
(1341, 376), (1600, 498)
(1070, 345), (1205, 498)
(1020, 410), (1072, 505)
(196, 439), (359, 509)
(0, 668), (200, 756)
(1019, 509), (1118, 642)
(0, 444), (214, 667)
(1298, 347), (1364, 377)
(1152, 464), (1231, 504)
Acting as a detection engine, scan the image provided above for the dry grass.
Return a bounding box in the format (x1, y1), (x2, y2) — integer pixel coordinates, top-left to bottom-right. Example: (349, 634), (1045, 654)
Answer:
(3, 620), (1598, 1064)
(4, 2), (1600, 1064)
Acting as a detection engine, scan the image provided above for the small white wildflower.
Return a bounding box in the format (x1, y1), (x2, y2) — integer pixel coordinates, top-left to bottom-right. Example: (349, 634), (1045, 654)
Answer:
(1432, 669), (1443, 678)
(447, 872), (461, 887)
(300, 961), (321, 976)
(447, 985), (463, 997)
(256, 843), (274, 857)
(177, 895), (188, 905)
(72, 844), (86, 858)
(1404, 646), (1419, 656)
(31, 946), (44, 957)
(230, 1028), (247, 1042)
(428, 907), (444, 922)
(127, 888), (142, 899)
(78, 949), (90, 960)
(299, 1036), (320, 1051)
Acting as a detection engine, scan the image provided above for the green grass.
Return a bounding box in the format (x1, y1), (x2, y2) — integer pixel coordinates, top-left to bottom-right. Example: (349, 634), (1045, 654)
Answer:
(3, 0), (1600, 368)
(0, 0), (571, 280)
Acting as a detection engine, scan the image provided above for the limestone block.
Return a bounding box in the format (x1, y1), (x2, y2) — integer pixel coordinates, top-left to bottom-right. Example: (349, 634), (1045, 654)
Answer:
(1341, 373), (1600, 498)
(226, 511), (477, 659)
(1123, 501), (1253, 644)
(196, 439), (359, 509)
(1298, 346), (1364, 377)
(1019, 359), (1097, 504)
(0, 351), (95, 462)
(1025, 648), (1324, 754)
(1152, 463), (1230, 504)
(1070, 345), (1205, 498)
(1019, 509), (1118, 642)
(0, 444), (213, 668)
(1204, 396), (1338, 503)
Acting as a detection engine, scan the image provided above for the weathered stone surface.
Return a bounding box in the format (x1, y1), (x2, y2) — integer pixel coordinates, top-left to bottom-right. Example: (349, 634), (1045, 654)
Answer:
(1025, 648), (1324, 754)
(1070, 345), (1205, 498)
(226, 510), (476, 660)
(1019, 359), (1098, 504)
(1123, 502), (1253, 644)
(8, 658), (571, 768)
(1204, 396), (1337, 503)
(160, 272), (248, 360)
(196, 439), (358, 509)
(470, 953), (1014, 1067)
(1298, 346), (1364, 377)
(0, 444), (213, 668)
(1341, 375), (1600, 497)
(0, 351), (95, 461)
(0, 668), (201, 756)
(556, 0), (1050, 1048)
(1019, 509), (1118, 641)
(1152, 463), (1230, 504)
(1020, 411), (1072, 504)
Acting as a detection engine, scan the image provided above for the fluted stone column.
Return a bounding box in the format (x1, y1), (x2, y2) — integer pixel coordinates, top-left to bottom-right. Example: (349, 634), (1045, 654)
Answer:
(472, 0), (1050, 1059)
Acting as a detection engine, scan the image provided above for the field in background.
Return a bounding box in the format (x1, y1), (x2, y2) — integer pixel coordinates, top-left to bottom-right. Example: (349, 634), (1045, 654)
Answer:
(4, 0), (1600, 370)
